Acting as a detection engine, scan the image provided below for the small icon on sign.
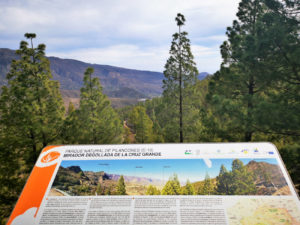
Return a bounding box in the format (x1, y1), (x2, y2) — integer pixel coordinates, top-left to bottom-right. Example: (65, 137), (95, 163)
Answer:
(268, 151), (274, 155)
(241, 149), (249, 154)
(185, 150), (192, 155)
(41, 151), (60, 163)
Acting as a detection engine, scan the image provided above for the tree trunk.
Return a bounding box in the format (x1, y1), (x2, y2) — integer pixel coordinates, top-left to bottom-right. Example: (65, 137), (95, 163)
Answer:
(179, 25), (183, 143)
(30, 130), (37, 166)
(245, 75), (254, 142)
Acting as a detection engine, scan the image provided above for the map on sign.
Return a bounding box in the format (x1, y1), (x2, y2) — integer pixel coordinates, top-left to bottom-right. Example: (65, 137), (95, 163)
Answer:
(8, 143), (300, 225)
(227, 198), (300, 225)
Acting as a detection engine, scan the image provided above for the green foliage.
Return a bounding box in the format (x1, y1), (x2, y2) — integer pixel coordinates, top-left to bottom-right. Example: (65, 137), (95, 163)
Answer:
(181, 180), (195, 195)
(96, 183), (103, 195)
(252, 0), (300, 137)
(216, 160), (256, 195)
(279, 144), (300, 191)
(207, 0), (300, 141)
(230, 162), (256, 195)
(216, 165), (231, 195)
(198, 173), (214, 195)
(162, 174), (181, 195)
(105, 186), (112, 195)
(0, 135), (24, 225)
(143, 79), (215, 143)
(128, 106), (154, 143)
(74, 185), (90, 195)
(117, 175), (126, 195)
(70, 67), (123, 144)
(0, 33), (65, 166)
(61, 102), (79, 144)
(123, 125), (133, 144)
(146, 185), (161, 195)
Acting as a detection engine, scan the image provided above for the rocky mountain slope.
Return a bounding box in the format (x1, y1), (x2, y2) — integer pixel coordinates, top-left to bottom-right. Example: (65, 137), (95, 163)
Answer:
(246, 160), (290, 195)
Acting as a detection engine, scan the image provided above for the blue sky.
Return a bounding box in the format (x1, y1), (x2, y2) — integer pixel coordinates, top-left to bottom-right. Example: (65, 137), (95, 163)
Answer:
(61, 158), (278, 183)
(0, 0), (240, 73)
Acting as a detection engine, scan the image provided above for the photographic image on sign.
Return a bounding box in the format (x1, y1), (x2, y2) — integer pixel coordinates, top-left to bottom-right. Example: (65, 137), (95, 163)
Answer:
(50, 158), (291, 196)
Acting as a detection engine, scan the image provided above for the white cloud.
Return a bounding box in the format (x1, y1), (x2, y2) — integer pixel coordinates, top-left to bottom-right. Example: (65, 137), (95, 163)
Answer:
(48, 45), (169, 72)
(203, 158), (212, 168)
(48, 43), (221, 73)
(0, 0), (240, 73)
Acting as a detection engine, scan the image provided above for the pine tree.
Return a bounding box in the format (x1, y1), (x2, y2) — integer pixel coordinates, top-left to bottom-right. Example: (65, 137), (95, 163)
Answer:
(232, 159), (244, 171)
(0, 33), (65, 167)
(146, 185), (161, 195)
(216, 165), (231, 195)
(182, 180), (195, 195)
(207, 0), (270, 142)
(62, 102), (78, 144)
(76, 67), (123, 144)
(123, 125), (133, 144)
(163, 13), (198, 142)
(96, 182), (102, 195)
(117, 175), (126, 195)
(208, 0), (300, 142)
(216, 160), (256, 195)
(128, 106), (153, 143)
(151, 110), (164, 143)
(230, 159), (257, 195)
(253, 0), (300, 137)
(198, 173), (214, 195)
(161, 174), (181, 195)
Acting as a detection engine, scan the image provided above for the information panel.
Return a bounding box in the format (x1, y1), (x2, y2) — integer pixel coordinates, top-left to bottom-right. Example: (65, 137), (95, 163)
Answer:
(8, 143), (300, 225)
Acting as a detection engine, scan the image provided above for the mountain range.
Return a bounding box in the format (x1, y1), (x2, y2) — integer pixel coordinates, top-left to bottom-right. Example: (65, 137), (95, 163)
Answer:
(0, 48), (209, 107)
(51, 165), (163, 196)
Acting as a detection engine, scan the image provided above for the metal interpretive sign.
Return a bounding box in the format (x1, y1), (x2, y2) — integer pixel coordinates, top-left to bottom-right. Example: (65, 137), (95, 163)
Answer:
(8, 143), (300, 225)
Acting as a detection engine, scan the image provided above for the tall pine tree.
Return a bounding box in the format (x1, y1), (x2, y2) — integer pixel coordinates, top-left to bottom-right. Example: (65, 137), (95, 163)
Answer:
(207, 0), (269, 141)
(207, 0), (300, 142)
(253, 0), (300, 137)
(0, 33), (65, 223)
(0, 33), (65, 167)
(163, 13), (198, 142)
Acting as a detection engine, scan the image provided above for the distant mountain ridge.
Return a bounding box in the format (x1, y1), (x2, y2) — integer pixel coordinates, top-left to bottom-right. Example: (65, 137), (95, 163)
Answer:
(0, 48), (164, 98)
(66, 165), (163, 186)
(52, 165), (163, 195)
(0, 48), (210, 100)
